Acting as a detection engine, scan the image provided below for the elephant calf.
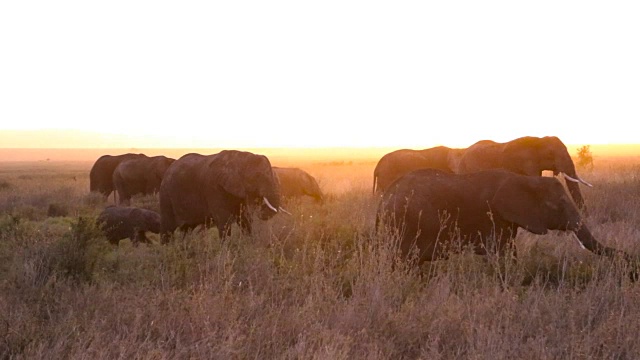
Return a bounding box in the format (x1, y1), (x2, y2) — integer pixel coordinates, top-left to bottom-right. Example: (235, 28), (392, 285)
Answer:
(273, 167), (324, 203)
(97, 206), (161, 245)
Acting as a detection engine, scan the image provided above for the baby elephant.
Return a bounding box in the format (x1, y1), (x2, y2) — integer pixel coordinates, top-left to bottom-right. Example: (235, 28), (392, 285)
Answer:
(97, 206), (161, 245)
(273, 167), (324, 203)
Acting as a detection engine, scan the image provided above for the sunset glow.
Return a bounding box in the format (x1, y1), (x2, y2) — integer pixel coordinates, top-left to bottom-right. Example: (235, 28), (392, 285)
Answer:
(1, 1), (639, 151)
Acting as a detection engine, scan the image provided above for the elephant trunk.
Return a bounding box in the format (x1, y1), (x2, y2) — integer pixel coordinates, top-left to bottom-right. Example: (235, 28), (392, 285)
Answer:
(574, 225), (640, 281)
(574, 225), (621, 258)
(146, 213), (161, 234)
(309, 180), (324, 203)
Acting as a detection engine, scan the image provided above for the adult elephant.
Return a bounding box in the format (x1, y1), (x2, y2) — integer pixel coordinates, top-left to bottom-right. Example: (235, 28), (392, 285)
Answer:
(112, 155), (175, 205)
(89, 153), (147, 201)
(373, 146), (464, 194)
(160, 150), (283, 241)
(458, 136), (591, 210)
(273, 167), (324, 203)
(377, 169), (631, 266)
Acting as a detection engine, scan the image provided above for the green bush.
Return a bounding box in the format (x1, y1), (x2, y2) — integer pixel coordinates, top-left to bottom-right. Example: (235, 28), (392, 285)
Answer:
(53, 216), (109, 283)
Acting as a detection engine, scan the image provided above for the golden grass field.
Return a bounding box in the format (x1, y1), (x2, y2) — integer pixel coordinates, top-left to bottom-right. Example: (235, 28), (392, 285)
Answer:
(1, 149), (640, 359)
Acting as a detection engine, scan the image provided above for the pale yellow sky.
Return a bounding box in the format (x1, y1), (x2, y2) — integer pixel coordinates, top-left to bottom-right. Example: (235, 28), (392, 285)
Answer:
(1, 1), (639, 149)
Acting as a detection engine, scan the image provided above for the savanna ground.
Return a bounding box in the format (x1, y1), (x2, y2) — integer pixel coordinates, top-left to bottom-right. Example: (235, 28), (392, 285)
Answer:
(1, 151), (640, 359)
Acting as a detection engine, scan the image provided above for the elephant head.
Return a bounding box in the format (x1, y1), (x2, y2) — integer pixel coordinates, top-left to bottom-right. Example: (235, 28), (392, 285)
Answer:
(215, 151), (282, 220)
(500, 136), (591, 210)
(272, 167), (324, 203)
(147, 156), (175, 192)
(491, 174), (617, 257)
(137, 208), (161, 234)
(128, 207), (161, 244)
(152, 156), (175, 180)
(491, 175), (582, 234)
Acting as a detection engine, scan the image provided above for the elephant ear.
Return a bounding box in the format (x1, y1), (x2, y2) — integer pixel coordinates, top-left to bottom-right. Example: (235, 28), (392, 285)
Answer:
(211, 154), (259, 199)
(217, 166), (247, 198)
(491, 176), (548, 235)
(273, 169), (282, 190)
(502, 138), (543, 176)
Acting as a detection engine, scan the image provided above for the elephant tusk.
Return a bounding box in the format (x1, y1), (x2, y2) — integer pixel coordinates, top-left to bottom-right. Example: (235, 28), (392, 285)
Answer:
(279, 206), (292, 215)
(563, 173), (594, 187)
(562, 173), (580, 183)
(263, 197), (278, 213)
(578, 176), (593, 187)
(571, 233), (587, 250)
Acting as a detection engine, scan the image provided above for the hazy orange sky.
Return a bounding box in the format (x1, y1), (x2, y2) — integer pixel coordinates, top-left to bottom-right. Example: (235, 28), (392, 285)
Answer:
(1, 1), (639, 149)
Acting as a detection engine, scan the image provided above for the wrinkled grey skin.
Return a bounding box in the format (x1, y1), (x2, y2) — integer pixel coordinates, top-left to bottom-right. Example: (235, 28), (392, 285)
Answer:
(112, 156), (175, 206)
(459, 136), (588, 210)
(97, 206), (161, 245)
(160, 150), (281, 241)
(90, 153), (147, 201)
(273, 167), (324, 203)
(373, 146), (464, 194)
(377, 169), (626, 265)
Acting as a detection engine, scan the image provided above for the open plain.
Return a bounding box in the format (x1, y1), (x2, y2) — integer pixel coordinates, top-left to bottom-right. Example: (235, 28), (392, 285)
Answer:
(1, 150), (640, 359)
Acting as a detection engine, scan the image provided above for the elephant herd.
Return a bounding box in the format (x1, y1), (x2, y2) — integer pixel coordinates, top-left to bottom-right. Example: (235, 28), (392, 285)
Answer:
(90, 151), (323, 244)
(90, 136), (636, 274)
(375, 136), (635, 273)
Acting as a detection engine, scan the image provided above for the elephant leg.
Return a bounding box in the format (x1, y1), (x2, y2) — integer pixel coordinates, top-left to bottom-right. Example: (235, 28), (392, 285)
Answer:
(215, 214), (236, 240)
(131, 230), (148, 246)
(491, 235), (518, 285)
(144, 182), (154, 195)
(507, 238), (518, 261)
(160, 231), (171, 244)
(238, 211), (252, 235)
(217, 223), (231, 240)
(211, 200), (242, 240)
(130, 230), (138, 246)
(139, 231), (152, 244)
(177, 224), (194, 241)
(120, 191), (131, 206)
(160, 217), (179, 244)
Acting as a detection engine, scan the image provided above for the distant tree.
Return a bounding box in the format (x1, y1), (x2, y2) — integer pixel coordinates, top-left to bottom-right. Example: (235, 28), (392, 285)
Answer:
(576, 145), (594, 170)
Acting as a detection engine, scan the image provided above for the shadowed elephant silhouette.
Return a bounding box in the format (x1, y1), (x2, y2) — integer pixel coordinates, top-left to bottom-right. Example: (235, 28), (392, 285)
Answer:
(273, 167), (324, 203)
(112, 155), (175, 205)
(97, 206), (161, 245)
(373, 136), (591, 212)
(377, 169), (633, 276)
(373, 146), (464, 194)
(89, 153), (147, 201)
(458, 136), (591, 210)
(160, 150), (285, 242)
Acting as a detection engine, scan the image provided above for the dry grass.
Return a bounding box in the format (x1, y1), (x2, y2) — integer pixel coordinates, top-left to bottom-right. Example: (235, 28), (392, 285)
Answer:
(1, 155), (640, 359)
